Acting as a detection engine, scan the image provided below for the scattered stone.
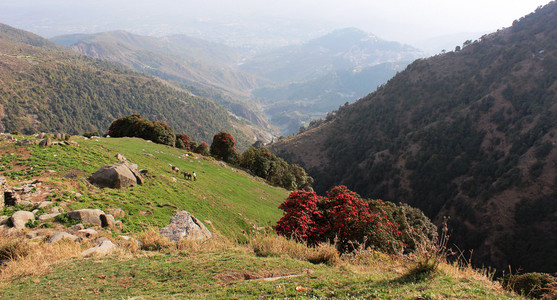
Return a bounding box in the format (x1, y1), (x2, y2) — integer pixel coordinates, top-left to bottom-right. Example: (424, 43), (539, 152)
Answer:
(115, 153), (126, 161)
(78, 228), (98, 238)
(26, 231), (39, 239)
(39, 138), (52, 147)
(171, 177), (177, 182)
(119, 235), (131, 240)
(67, 209), (105, 226)
(38, 133), (46, 139)
(22, 186), (34, 194)
(82, 240), (117, 256)
(106, 208), (125, 219)
(89, 161), (143, 188)
(16, 139), (38, 146)
(159, 211), (212, 242)
(75, 193), (82, 198)
(100, 214), (115, 228)
(144, 153), (155, 158)
(69, 224), (85, 231)
(49, 206), (62, 213)
(0, 216), (9, 225)
(55, 133), (62, 140)
(10, 211), (35, 230)
(38, 213), (60, 221)
(4, 190), (21, 206)
(38, 201), (53, 209)
(31, 209), (39, 215)
(48, 232), (80, 243)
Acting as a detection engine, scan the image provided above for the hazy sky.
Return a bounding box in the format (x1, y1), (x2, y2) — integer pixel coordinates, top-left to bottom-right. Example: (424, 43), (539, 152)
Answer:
(0, 0), (553, 48)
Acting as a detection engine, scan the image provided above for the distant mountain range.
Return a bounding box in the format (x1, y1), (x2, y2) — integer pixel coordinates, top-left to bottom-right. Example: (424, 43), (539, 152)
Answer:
(240, 28), (425, 84)
(270, 3), (557, 273)
(0, 23), (261, 148)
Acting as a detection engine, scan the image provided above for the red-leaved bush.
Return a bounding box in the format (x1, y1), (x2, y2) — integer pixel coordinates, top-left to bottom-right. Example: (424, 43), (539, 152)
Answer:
(274, 185), (406, 253)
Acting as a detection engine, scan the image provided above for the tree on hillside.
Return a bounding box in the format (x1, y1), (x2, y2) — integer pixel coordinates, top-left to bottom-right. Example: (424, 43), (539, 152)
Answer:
(107, 114), (175, 146)
(210, 131), (239, 164)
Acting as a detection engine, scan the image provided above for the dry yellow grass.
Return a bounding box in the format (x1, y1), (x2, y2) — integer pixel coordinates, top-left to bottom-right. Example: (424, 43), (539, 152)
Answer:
(0, 234), (85, 283)
(249, 233), (340, 266)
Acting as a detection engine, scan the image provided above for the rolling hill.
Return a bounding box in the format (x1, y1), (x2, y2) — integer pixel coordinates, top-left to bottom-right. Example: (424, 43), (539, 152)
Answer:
(270, 2), (557, 273)
(0, 23), (263, 148)
(50, 31), (273, 132)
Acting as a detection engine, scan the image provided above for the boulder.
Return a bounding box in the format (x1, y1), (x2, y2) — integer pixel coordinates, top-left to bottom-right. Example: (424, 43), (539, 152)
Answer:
(67, 209), (105, 226)
(82, 240), (117, 256)
(78, 228), (98, 238)
(69, 223), (85, 231)
(38, 212), (60, 221)
(89, 161), (143, 188)
(16, 139), (38, 146)
(106, 208), (125, 219)
(159, 211), (212, 242)
(39, 138), (51, 147)
(38, 201), (53, 209)
(48, 232), (80, 243)
(10, 211), (34, 230)
(100, 214), (115, 227)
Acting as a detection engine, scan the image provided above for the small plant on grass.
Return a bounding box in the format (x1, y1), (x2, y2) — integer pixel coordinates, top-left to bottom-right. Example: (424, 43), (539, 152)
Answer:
(403, 217), (452, 280)
(54, 213), (81, 227)
(26, 219), (39, 228)
(501, 272), (557, 299)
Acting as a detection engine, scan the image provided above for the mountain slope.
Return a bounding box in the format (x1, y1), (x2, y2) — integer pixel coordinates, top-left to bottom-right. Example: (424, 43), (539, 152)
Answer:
(240, 28), (424, 84)
(0, 23), (257, 147)
(253, 62), (410, 135)
(270, 3), (557, 273)
(51, 31), (273, 132)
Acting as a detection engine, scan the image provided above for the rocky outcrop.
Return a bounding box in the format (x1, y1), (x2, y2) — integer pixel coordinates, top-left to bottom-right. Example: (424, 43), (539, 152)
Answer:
(159, 211), (212, 242)
(10, 211), (34, 230)
(89, 160), (143, 188)
(67, 209), (105, 226)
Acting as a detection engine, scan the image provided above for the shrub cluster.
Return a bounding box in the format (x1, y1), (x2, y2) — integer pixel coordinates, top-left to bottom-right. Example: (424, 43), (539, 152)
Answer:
(240, 146), (313, 190)
(274, 186), (436, 254)
(107, 114), (210, 153)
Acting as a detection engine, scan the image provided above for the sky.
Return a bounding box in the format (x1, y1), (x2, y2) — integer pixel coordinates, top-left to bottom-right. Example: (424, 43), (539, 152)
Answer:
(0, 0), (553, 50)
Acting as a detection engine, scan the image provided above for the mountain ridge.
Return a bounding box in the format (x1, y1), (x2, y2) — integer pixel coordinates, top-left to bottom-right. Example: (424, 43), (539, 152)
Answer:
(269, 2), (557, 273)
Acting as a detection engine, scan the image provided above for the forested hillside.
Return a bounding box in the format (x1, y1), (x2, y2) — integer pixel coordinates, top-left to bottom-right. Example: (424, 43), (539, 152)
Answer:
(51, 31), (273, 133)
(252, 62), (409, 135)
(0, 23), (259, 148)
(270, 2), (557, 273)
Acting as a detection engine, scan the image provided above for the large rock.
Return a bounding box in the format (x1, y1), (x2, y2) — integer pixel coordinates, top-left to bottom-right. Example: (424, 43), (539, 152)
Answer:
(82, 240), (117, 256)
(159, 211), (212, 242)
(100, 214), (115, 227)
(67, 209), (105, 226)
(38, 213), (60, 221)
(89, 161), (143, 188)
(10, 211), (34, 230)
(48, 232), (80, 243)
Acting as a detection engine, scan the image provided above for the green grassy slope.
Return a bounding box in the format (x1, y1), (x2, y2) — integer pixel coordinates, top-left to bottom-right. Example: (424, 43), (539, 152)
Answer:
(0, 249), (519, 299)
(0, 136), (288, 238)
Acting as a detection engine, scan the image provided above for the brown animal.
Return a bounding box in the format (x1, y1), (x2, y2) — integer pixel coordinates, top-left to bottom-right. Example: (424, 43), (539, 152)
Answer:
(171, 165), (179, 173)
(181, 171), (192, 180)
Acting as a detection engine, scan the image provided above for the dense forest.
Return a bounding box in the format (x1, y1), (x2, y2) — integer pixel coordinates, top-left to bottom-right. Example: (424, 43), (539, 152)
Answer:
(0, 23), (257, 148)
(270, 2), (557, 273)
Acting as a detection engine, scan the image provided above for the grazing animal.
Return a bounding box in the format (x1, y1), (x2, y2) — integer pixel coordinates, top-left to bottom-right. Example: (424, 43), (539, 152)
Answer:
(193, 172), (197, 181)
(171, 165), (179, 173)
(181, 171), (192, 180)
